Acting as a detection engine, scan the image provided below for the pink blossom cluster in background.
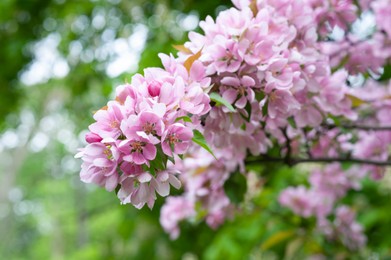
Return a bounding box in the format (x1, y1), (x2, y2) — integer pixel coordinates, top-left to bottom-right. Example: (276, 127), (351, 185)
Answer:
(76, 0), (391, 249)
(279, 163), (367, 249)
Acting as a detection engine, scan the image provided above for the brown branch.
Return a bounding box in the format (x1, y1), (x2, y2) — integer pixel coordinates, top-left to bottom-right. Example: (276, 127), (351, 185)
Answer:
(282, 127), (293, 166)
(246, 157), (391, 167)
(322, 123), (391, 131)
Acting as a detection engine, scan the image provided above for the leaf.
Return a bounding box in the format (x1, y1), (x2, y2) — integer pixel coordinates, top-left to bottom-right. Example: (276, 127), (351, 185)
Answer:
(224, 171), (247, 204)
(184, 49), (202, 72)
(261, 230), (295, 251)
(175, 115), (192, 123)
(287, 117), (296, 129)
(150, 145), (167, 171)
(379, 64), (391, 81)
(346, 94), (367, 108)
(173, 44), (192, 54)
(210, 92), (236, 112)
(92, 105), (108, 115)
(192, 129), (216, 159)
(285, 238), (304, 260)
(249, 0), (258, 16)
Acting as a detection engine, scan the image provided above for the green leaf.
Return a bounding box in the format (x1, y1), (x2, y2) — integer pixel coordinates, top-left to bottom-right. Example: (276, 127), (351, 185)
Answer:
(192, 129), (216, 159)
(210, 92), (236, 112)
(224, 172), (247, 204)
(346, 94), (367, 108)
(261, 230), (295, 251)
(261, 100), (268, 117)
(379, 64), (391, 82)
(287, 117), (296, 129)
(148, 145), (168, 173)
(175, 115), (192, 123)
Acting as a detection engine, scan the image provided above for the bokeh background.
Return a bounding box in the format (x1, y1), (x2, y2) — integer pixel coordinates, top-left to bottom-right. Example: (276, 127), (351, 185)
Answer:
(0, 1), (233, 259)
(1, 0), (391, 259)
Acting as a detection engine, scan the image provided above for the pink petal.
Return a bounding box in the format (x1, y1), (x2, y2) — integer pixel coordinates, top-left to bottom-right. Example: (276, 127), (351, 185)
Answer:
(154, 179), (170, 197)
(143, 144), (157, 161)
(105, 174), (119, 192)
(132, 152), (146, 165)
(168, 175), (181, 189)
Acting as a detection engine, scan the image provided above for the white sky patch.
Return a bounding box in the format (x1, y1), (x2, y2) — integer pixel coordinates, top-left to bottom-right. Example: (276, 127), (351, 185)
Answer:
(8, 187), (23, 203)
(178, 12), (199, 31)
(20, 33), (70, 86)
(1, 130), (19, 149)
(352, 11), (376, 39)
(105, 24), (148, 78)
(29, 132), (50, 153)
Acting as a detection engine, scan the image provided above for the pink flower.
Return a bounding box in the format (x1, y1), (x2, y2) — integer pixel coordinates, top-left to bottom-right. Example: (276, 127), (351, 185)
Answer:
(78, 142), (120, 192)
(279, 186), (316, 217)
(89, 101), (125, 139)
(180, 83), (211, 115)
(294, 105), (323, 128)
(220, 75), (256, 109)
(118, 136), (157, 165)
(118, 172), (156, 209)
(160, 197), (195, 239)
(151, 170), (182, 197)
(85, 132), (103, 144)
(161, 123), (193, 157)
(147, 80), (162, 97)
(205, 36), (245, 74)
(372, 0), (391, 37)
(267, 89), (301, 118)
(309, 163), (350, 199)
(333, 206), (367, 250)
(121, 110), (165, 144)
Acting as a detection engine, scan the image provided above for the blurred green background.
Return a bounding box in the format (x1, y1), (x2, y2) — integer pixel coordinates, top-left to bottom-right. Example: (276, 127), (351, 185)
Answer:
(1, 0), (391, 259)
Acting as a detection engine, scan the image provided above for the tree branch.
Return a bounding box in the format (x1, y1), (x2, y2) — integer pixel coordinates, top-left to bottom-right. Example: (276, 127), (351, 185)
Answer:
(246, 156), (391, 167)
(322, 123), (391, 131)
(282, 127), (293, 166)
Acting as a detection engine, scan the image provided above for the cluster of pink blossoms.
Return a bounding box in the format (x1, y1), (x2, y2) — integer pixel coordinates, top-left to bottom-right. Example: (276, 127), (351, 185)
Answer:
(279, 163), (367, 249)
(77, 0), (391, 249)
(76, 55), (211, 209)
(159, 0), (359, 238)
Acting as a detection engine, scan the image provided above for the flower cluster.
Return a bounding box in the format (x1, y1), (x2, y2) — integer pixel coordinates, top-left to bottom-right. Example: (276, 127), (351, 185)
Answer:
(179, 0), (357, 156)
(279, 163), (367, 249)
(76, 55), (211, 209)
(76, 0), (391, 250)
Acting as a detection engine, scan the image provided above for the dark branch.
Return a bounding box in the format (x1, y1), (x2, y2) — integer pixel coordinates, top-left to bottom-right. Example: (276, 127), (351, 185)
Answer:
(323, 123), (391, 131)
(282, 127), (293, 166)
(246, 157), (391, 167)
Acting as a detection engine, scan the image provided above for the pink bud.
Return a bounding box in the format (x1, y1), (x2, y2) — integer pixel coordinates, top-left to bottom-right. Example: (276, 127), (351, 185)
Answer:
(85, 132), (103, 143)
(148, 80), (162, 97)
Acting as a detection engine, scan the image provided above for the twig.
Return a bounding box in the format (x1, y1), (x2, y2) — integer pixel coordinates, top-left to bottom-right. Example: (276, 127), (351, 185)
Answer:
(282, 127), (293, 166)
(322, 123), (391, 131)
(245, 157), (391, 167)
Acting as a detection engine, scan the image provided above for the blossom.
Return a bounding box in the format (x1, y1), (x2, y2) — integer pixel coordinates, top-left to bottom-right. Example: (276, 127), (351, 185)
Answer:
(161, 123), (193, 157)
(118, 136), (157, 165)
(89, 101), (125, 139)
(78, 142), (120, 192)
(151, 170), (182, 197)
(160, 197), (195, 239)
(279, 186), (316, 217)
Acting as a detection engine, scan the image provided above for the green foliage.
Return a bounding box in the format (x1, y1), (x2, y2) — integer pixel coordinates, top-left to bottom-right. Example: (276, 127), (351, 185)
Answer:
(1, 0), (391, 259)
(210, 92), (236, 112)
(224, 171), (247, 204)
(191, 129), (216, 159)
(379, 64), (391, 81)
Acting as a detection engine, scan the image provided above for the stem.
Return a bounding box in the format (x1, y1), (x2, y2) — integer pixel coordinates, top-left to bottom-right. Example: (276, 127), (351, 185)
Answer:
(282, 128), (293, 166)
(323, 123), (391, 131)
(246, 157), (391, 167)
